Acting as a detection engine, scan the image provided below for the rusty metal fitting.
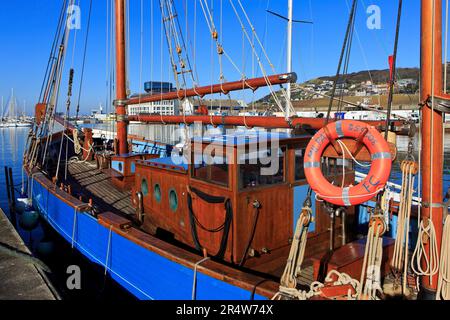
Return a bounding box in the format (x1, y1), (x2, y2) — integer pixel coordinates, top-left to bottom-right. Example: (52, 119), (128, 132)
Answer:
(299, 208), (313, 227)
(369, 215), (387, 236)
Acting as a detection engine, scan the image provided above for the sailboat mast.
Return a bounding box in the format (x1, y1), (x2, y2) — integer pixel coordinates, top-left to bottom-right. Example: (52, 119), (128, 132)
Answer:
(115, 0), (128, 155)
(286, 0), (293, 118)
(420, 0), (444, 296)
(10, 88), (15, 119)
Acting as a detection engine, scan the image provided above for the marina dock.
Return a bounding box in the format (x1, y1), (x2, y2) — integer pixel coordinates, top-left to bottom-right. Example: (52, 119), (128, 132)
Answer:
(0, 208), (58, 300)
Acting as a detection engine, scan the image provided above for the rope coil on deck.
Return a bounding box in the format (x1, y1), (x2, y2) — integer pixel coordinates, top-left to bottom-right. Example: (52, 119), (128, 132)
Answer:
(273, 270), (361, 301)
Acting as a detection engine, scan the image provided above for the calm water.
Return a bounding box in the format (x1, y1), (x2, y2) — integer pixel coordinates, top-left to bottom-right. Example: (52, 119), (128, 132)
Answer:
(0, 128), (134, 300)
(1, 125), (450, 299)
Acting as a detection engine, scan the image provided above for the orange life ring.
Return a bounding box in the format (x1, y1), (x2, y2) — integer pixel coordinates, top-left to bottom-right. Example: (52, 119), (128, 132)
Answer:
(304, 120), (392, 206)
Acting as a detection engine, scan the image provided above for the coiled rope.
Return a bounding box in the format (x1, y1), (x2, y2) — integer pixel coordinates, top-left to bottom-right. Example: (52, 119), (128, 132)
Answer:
(390, 160), (417, 295)
(411, 218), (439, 282)
(273, 270), (360, 301)
(437, 214), (450, 300)
(277, 207), (312, 290)
(358, 216), (385, 300)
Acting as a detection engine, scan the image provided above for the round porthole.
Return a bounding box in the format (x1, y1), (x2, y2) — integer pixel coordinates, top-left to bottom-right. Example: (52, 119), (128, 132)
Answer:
(169, 189), (178, 212)
(141, 178), (149, 196)
(154, 183), (161, 203)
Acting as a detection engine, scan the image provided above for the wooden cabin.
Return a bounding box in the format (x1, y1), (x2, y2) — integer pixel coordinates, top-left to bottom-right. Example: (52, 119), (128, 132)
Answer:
(131, 131), (359, 272)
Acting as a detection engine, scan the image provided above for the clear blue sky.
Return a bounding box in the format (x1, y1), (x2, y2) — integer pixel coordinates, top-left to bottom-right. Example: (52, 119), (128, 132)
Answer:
(0, 0), (421, 115)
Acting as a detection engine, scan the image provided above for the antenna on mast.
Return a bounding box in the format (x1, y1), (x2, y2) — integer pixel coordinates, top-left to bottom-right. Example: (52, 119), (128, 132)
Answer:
(267, 2), (313, 118)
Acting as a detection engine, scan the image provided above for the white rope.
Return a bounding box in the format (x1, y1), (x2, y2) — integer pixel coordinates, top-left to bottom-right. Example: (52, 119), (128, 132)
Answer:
(228, 0), (291, 115)
(198, 0), (243, 76)
(63, 132), (94, 163)
(411, 218), (439, 280)
(358, 220), (384, 300)
(28, 172), (44, 203)
(336, 139), (372, 168)
(72, 129), (82, 155)
(391, 161), (416, 294)
(39, 206), (154, 299)
(235, 0), (295, 115)
(71, 203), (90, 249)
(191, 257), (210, 300)
(105, 225), (113, 276)
(278, 208), (311, 290)
(273, 270), (360, 300)
(437, 214), (450, 300)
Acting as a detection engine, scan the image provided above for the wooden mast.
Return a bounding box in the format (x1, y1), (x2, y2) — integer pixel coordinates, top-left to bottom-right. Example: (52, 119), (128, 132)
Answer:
(115, 0), (128, 155)
(420, 0), (444, 296)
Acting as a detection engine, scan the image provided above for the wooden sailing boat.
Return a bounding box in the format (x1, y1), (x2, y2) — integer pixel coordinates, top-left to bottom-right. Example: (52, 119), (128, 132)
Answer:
(20, 0), (450, 300)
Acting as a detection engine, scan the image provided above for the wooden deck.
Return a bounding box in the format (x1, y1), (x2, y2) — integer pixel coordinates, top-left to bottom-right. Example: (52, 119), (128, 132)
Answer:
(67, 161), (135, 216)
(66, 160), (316, 285)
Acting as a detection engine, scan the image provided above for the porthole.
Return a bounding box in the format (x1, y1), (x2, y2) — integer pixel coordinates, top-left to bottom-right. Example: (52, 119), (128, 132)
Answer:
(169, 189), (178, 212)
(141, 178), (149, 196)
(154, 183), (162, 203)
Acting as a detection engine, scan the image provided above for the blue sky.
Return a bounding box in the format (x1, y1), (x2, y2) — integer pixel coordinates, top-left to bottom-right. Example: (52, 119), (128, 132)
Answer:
(0, 0), (421, 115)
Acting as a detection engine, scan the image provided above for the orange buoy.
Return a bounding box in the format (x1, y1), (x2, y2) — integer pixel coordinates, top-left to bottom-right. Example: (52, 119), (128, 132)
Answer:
(304, 120), (392, 206)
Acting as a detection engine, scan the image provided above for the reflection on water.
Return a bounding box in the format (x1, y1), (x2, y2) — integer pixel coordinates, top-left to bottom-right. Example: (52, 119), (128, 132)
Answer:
(0, 128), (134, 300)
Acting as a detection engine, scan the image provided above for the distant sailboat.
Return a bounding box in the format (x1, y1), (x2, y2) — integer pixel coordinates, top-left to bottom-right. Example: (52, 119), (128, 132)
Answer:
(0, 89), (32, 128)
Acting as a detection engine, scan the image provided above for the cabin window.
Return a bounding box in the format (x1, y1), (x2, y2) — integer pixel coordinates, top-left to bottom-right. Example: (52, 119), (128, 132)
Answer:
(238, 147), (286, 190)
(169, 189), (178, 212)
(321, 158), (354, 177)
(192, 155), (229, 187)
(154, 183), (161, 203)
(141, 178), (149, 196)
(294, 148), (306, 181)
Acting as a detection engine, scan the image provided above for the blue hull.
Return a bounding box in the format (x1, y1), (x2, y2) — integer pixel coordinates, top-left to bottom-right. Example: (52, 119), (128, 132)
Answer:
(31, 177), (266, 300)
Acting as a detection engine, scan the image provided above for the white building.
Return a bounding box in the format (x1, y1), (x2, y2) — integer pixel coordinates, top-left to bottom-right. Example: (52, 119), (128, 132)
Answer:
(127, 100), (179, 116)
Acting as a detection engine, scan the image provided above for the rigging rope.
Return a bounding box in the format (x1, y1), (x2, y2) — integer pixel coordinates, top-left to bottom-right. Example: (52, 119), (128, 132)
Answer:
(384, 0), (403, 139)
(411, 0), (440, 289)
(278, 206), (312, 289)
(411, 216), (440, 280)
(55, 68), (75, 183)
(358, 215), (385, 300)
(228, 0), (291, 115)
(389, 160), (417, 296)
(326, 0), (357, 123)
(437, 213), (450, 300)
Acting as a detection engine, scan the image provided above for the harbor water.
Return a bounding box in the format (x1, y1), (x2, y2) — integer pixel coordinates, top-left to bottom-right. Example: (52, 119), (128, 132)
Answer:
(0, 127), (134, 300)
